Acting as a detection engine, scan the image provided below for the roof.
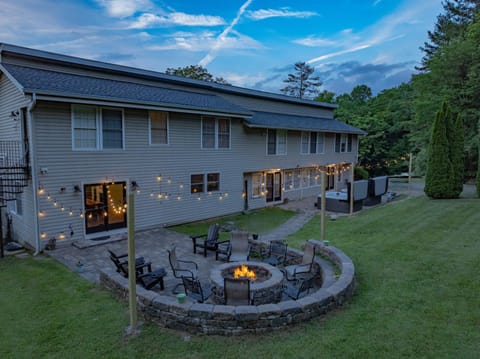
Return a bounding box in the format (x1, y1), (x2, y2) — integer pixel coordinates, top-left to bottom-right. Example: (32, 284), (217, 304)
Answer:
(0, 42), (366, 135)
(246, 111), (367, 135)
(2, 64), (251, 117)
(0, 42), (336, 110)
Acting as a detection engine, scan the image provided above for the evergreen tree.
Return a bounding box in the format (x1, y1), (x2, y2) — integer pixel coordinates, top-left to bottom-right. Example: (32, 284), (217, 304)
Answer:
(280, 62), (322, 99)
(424, 103), (455, 198)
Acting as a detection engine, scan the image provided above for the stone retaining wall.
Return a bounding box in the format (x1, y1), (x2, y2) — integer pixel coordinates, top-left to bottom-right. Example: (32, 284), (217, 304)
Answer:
(100, 240), (355, 335)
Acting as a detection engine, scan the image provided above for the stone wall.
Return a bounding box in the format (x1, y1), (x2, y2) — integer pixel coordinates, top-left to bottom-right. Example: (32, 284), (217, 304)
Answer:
(100, 240), (356, 335)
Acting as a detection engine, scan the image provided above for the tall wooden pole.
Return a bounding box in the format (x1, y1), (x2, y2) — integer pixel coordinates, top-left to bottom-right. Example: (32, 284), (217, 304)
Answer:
(320, 171), (326, 242)
(127, 191), (138, 335)
(349, 163), (354, 215)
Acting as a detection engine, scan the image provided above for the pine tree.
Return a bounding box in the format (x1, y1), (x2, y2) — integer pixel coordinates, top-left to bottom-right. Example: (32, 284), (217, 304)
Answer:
(280, 62), (322, 99)
(424, 103), (455, 198)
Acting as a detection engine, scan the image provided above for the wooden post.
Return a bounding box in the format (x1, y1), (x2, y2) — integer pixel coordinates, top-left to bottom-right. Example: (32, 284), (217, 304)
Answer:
(126, 191), (138, 335)
(320, 171), (326, 242)
(408, 152), (413, 195)
(349, 163), (354, 215)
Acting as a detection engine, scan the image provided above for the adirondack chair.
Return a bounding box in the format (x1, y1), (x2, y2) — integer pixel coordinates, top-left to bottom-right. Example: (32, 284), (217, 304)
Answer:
(107, 249), (151, 277)
(191, 223), (227, 259)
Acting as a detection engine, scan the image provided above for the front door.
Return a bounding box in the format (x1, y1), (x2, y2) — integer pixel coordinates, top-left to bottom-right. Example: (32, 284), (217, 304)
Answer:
(266, 172), (282, 202)
(84, 182), (127, 234)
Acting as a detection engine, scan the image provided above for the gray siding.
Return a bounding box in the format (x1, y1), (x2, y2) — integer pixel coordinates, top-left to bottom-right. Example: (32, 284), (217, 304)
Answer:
(30, 100), (358, 244)
(0, 73), (29, 141)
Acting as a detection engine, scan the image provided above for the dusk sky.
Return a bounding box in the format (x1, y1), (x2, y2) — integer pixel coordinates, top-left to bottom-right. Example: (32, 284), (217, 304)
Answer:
(1, 0), (443, 96)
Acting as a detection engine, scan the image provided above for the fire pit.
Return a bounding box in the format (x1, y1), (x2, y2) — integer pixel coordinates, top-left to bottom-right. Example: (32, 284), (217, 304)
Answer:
(210, 261), (284, 305)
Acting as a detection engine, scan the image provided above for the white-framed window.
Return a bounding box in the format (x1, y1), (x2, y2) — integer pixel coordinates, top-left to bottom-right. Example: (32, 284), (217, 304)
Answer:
(301, 131), (325, 154)
(335, 133), (353, 153)
(72, 105), (124, 150)
(191, 173), (221, 194)
(252, 173), (263, 197)
(149, 111), (169, 145)
(267, 129), (287, 155)
(202, 117), (230, 149)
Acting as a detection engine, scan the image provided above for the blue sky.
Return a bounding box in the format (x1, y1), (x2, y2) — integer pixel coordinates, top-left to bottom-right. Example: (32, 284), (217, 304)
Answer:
(1, 0), (443, 96)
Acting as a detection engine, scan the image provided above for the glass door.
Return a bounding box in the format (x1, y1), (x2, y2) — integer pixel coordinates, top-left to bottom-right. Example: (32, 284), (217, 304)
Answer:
(266, 172), (282, 203)
(84, 182), (126, 234)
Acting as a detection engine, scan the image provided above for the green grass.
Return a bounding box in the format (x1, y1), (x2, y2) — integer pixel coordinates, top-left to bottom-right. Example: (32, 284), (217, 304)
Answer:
(171, 206), (296, 240)
(1, 196), (479, 358)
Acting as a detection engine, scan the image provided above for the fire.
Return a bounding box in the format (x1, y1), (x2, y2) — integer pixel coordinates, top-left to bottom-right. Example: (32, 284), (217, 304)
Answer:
(233, 265), (257, 281)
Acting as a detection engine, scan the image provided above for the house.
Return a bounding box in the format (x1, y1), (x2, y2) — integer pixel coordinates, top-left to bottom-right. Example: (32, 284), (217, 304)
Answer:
(0, 43), (365, 252)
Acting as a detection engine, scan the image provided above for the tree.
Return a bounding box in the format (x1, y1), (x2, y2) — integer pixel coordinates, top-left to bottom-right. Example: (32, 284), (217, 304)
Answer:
(280, 62), (322, 99)
(165, 65), (230, 85)
(315, 90), (335, 104)
(424, 102), (455, 199)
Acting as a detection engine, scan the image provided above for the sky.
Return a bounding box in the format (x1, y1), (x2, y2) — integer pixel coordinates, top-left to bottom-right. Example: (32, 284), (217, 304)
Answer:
(0, 0), (444, 96)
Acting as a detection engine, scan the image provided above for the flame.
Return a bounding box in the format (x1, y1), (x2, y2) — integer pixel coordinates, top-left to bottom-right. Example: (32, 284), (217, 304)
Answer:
(233, 265), (257, 281)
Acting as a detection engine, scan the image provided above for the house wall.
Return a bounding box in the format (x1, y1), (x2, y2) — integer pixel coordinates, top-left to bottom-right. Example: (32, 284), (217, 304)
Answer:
(0, 73), (29, 141)
(29, 100), (358, 246)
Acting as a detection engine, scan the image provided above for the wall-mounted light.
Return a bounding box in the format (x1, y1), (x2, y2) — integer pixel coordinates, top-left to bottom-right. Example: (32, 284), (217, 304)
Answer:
(60, 187), (66, 193)
(11, 110), (20, 121)
(73, 185), (81, 193)
(131, 180), (140, 192)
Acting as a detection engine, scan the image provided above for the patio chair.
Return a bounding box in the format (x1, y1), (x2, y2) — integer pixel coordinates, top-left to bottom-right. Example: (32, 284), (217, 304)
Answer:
(283, 274), (317, 300)
(137, 267), (167, 290)
(224, 277), (252, 305)
(226, 230), (250, 262)
(107, 249), (152, 278)
(181, 276), (213, 303)
(262, 240), (288, 266)
(167, 246), (198, 293)
(282, 242), (316, 281)
(191, 223), (229, 260)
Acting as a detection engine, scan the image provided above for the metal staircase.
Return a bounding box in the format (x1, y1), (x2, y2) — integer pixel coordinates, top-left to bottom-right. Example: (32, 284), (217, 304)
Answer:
(0, 140), (29, 257)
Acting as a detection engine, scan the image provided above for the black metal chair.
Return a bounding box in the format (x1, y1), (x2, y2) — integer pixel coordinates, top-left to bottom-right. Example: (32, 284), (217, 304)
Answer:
(191, 223), (227, 259)
(282, 242), (316, 281)
(107, 249), (151, 278)
(224, 277), (252, 305)
(283, 274), (317, 300)
(167, 246), (198, 293)
(181, 276), (213, 303)
(262, 240), (287, 266)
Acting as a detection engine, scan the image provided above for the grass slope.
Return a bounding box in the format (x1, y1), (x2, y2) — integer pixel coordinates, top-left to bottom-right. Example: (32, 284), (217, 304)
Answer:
(1, 197), (479, 358)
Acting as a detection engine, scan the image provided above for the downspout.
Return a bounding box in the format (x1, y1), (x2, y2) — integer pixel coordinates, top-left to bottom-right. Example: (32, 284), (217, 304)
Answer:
(26, 93), (41, 255)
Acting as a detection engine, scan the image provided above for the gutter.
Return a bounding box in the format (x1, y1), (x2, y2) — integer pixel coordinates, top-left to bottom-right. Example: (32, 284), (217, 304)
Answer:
(26, 93), (41, 255)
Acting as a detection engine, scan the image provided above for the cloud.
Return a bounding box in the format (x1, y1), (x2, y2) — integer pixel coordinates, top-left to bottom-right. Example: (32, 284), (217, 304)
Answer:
(247, 8), (318, 20)
(316, 60), (415, 94)
(129, 12), (226, 29)
(293, 35), (336, 47)
(148, 30), (262, 52)
(96, 0), (151, 18)
(199, 0), (253, 67)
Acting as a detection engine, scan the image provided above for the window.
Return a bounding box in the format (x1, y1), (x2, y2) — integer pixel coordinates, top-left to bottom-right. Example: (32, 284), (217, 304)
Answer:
(301, 131), (325, 154)
(252, 173), (263, 197)
(191, 174), (204, 194)
(202, 117), (230, 149)
(191, 173), (221, 193)
(72, 105), (124, 150)
(335, 134), (353, 153)
(150, 111), (168, 145)
(207, 173), (220, 192)
(267, 129), (287, 155)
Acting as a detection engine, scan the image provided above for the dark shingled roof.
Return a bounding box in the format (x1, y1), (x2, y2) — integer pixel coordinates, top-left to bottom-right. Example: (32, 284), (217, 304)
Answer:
(3, 64), (251, 116)
(245, 111), (367, 135)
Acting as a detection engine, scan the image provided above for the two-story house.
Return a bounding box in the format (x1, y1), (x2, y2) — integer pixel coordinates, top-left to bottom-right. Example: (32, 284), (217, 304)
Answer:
(0, 43), (365, 252)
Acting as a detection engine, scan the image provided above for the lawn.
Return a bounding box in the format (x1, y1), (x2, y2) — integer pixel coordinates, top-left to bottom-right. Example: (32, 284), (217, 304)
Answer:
(1, 195), (479, 358)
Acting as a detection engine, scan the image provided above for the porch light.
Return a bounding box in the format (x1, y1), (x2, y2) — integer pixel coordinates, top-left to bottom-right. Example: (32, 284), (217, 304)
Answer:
(130, 180), (140, 192)
(73, 185), (81, 193)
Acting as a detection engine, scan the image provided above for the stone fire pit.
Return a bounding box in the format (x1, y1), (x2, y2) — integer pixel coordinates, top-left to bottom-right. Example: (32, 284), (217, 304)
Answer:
(210, 261), (284, 304)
